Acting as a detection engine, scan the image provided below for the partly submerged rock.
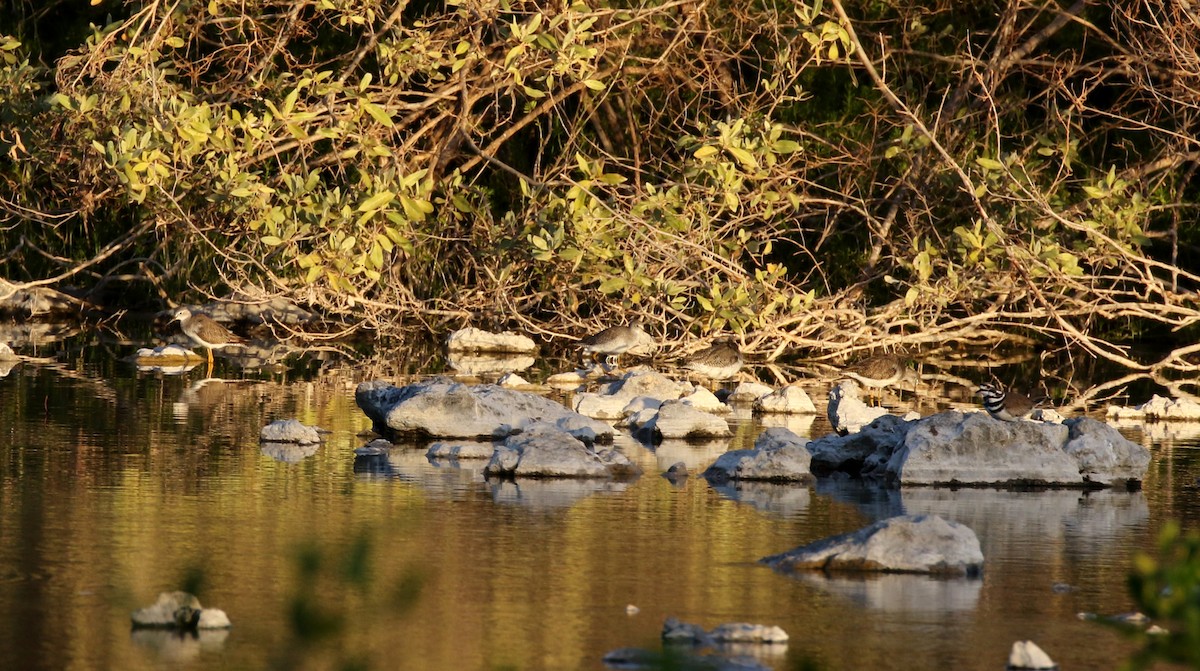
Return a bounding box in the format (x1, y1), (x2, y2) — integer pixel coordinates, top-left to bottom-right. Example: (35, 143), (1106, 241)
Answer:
(726, 381), (774, 404)
(1107, 394), (1200, 421)
(1007, 640), (1057, 670)
(762, 514), (983, 576)
(355, 378), (612, 443)
(1063, 417), (1151, 486)
(662, 617), (788, 644)
(826, 380), (890, 434)
(807, 411), (1151, 487)
(484, 423), (640, 479)
(259, 418), (323, 444)
(427, 440), (496, 459)
(0, 342), (17, 361)
(131, 591), (232, 630)
(630, 400), (732, 442)
(703, 427), (813, 483)
(446, 326), (538, 353)
(754, 384), (817, 414)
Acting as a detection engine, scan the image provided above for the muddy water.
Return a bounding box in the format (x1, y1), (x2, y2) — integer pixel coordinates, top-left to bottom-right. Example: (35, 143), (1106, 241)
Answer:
(0, 345), (1196, 671)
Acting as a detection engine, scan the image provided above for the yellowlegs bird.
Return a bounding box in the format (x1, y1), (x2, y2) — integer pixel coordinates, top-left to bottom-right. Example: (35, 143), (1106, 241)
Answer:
(977, 383), (1037, 421)
(683, 337), (743, 380)
(579, 321), (654, 368)
(171, 307), (244, 363)
(840, 354), (906, 404)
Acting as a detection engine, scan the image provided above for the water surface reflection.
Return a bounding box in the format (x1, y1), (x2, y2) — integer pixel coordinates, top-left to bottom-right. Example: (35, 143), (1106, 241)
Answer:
(0, 358), (1194, 671)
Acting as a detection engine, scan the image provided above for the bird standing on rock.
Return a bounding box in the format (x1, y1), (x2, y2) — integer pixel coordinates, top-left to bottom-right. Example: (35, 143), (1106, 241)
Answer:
(683, 337), (743, 380)
(578, 321), (654, 369)
(171, 307), (244, 363)
(977, 383), (1038, 421)
(840, 353), (906, 405)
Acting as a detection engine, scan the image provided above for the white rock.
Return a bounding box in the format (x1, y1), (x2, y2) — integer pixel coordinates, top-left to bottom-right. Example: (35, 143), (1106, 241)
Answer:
(259, 419), (323, 445)
(498, 373), (532, 388)
(197, 608), (232, 629)
(427, 441), (496, 459)
(762, 514), (984, 576)
(703, 427), (812, 483)
(1107, 394), (1200, 421)
(621, 396), (664, 416)
(445, 327), (537, 353)
(1007, 640), (1056, 669)
(680, 386), (730, 413)
(484, 423), (639, 479)
(727, 381), (775, 403)
(709, 622), (789, 643)
(827, 380), (890, 434)
(755, 384), (817, 414)
(0, 342), (16, 360)
(643, 400), (731, 440)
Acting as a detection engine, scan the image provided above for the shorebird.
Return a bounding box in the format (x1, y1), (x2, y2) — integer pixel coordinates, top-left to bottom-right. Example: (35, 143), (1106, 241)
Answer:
(171, 307), (244, 363)
(578, 321), (654, 368)
(840, 354), (906, 404)
(977, 383), (1038, 421)
(683, 337), (743, 380)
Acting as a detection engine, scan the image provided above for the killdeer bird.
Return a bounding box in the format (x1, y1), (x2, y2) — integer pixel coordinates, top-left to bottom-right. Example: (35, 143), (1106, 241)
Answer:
(683, 337), (743, 380)
(977, 383), (1037, 421)
(840, 354), (906, 404)
(578, 321), (654, 368)
(171, 307), (244, 363)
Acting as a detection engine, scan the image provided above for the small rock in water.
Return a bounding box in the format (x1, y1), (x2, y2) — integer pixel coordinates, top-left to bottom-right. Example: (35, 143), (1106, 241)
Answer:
(259, 418), (323, 445)
(1051, 582), (1074, 593)
(626, 604), (640, 615)
(131, 591), (232, 630)
(1007, 640), (1056, 669)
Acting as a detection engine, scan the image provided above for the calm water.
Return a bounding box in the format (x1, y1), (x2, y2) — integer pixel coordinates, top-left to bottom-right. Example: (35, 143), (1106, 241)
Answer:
(0, 340), (1198, 671)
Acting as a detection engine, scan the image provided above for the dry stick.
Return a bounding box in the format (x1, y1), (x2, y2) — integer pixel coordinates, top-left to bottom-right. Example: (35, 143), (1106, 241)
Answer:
(829, 0), (1147, 371)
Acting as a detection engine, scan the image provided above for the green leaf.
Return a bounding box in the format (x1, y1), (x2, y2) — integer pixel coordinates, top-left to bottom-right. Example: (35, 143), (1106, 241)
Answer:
(773, 140), (801, 154)
(975, 157), (1004, 171)
(598, 277), (627, 294)
(261, 235), (283, 247)
(361, 100), (393, 126)
(693, 145), (719, 159)
(358, 190), (395, 211)
(583, 79), (605, 91)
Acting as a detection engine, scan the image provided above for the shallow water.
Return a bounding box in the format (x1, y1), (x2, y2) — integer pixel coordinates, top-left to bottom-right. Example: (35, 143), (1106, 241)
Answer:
(0, 343), (1197, 671)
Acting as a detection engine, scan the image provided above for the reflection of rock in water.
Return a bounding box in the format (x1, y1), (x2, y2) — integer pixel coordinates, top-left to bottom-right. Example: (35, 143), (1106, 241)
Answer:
(0, 359), (17, 378)
(709, 480), (811, 518)
(129, 628), (230, 660)
(814, 478), (906, 519)
(649, 438), (730, 472)
(447, 352), (536, 376)
(260, 442), (319, 463)
(795, 572), (982, 613)
(757, 412), (816, 439)
(881, 488), (1149, 560)
(488, 478), (629, 510)
(353, 445), (486, 496)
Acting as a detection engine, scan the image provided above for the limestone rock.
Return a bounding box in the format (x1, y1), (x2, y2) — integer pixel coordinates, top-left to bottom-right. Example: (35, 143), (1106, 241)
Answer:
(806, 414), (915, 478)
(484, 423), (640, 479)
(1007, 640), (1057, 669)
(827, 380), (890, 434)
(1107, 394), (1200, 421)
(755, 384), (817, 414)
(1062, 417), (1151, 486)
(726, 381), (774, 403)
(131, 591), (232, 630)
(445, 327), (538, 353)
(259, 418), (323, 445)
(703, 427), (813, 483)
(635, 400), (731, 441)
(762, 514), (984, 576)
(427, 440), (496, 459)
(355, 378), (612, 442)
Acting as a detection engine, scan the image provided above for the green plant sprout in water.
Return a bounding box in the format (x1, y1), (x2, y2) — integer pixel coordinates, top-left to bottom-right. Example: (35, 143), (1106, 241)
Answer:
(1122, 521), (1200, 670)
